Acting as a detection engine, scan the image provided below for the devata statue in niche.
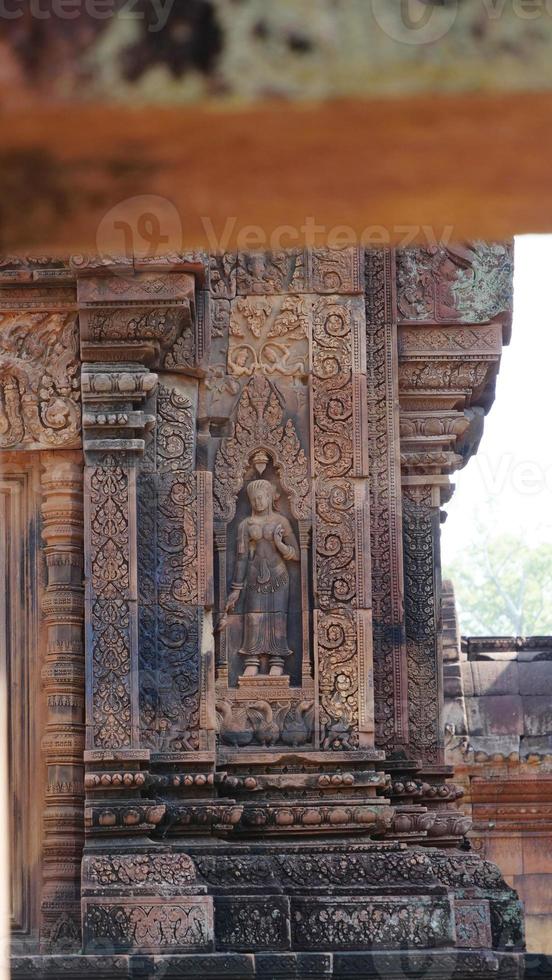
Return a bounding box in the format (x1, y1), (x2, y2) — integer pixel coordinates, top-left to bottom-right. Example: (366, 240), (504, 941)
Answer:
(225, 479), (300, 678)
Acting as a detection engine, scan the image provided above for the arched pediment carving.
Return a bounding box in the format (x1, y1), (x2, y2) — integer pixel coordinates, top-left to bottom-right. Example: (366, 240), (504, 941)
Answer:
(213, 375), (311, 523)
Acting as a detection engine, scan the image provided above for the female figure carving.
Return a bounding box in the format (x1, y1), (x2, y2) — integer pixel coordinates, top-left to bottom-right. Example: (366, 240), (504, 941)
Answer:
(225, 479), (299, 677)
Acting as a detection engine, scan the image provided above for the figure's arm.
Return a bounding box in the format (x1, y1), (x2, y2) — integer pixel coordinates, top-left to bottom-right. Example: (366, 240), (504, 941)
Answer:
(226, 520), (248, 612)
(274, 518), (300, 562)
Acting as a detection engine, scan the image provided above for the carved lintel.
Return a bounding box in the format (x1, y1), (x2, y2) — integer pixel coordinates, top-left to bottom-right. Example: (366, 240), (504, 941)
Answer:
(77, 271), (202, 374)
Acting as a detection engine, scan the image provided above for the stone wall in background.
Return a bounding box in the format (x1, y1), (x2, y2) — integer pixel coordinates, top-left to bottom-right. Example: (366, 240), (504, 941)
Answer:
(444, 590), (552, 958)
(4, 0), (552, 105)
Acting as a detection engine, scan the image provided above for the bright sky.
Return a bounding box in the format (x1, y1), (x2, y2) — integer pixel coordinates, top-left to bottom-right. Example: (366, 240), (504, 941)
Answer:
(442, 235), (552, 564)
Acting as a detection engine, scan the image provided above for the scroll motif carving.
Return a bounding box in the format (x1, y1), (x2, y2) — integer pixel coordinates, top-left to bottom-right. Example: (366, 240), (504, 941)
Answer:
(365, 249), (408, 752)
(311, 290), (372, 749)
(310, 247), (362, 294)
(316, 610), (358, 751)
(0, 312), (80, 449)
(214, 375), (310, 522)
(139, 384), (208, 753)
(315, 479), (356, 609)
(89, 463), (132, 749)
(312, 298), (354, 478)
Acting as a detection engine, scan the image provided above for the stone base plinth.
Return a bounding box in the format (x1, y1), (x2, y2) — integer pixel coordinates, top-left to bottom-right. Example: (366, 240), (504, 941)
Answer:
(11, 950), (525, 979)
(75, 840), (524, 974)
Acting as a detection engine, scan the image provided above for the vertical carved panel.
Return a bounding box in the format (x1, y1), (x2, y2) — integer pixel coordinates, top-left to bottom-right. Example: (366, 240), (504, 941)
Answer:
(365, 249), (409, 752)
(85, 460), (136, 750)
(402, 485), (443, 765)
(311, 290), (374, 750)
(40, 451), (85, 951)
(139, 383), (213, 756)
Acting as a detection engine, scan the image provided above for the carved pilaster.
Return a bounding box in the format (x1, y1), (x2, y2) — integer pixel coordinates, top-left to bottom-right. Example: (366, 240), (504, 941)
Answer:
(82, 366), (157, 756)
(40, 451), (85, 952)
(78, 265), (216, 954)
(311, 290), (374, 751)
(402, 481), (444, 766)
(365, 248), (409, 754)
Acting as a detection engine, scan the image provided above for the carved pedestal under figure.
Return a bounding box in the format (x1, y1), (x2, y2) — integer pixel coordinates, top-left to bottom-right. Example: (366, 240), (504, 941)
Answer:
(2, 247), (526, 979)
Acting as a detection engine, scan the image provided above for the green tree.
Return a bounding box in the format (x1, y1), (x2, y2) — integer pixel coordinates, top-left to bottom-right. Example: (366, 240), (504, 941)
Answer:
(444, 533), (552, 636)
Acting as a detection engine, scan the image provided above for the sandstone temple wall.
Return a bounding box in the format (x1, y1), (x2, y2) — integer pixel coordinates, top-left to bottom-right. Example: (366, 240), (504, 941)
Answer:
(0, 244), (527, 980)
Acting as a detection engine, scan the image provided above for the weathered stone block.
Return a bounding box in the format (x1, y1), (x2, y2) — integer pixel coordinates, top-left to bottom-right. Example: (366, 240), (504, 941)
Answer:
(519, 662), (552, 696)
(82, 896), (214, 954)
(215, 897), (291, 951)
(521, 697), (552, 737)
(470, 661), (520, 697)
(291, 896), (454, 950)
(465, 696), (524, 736)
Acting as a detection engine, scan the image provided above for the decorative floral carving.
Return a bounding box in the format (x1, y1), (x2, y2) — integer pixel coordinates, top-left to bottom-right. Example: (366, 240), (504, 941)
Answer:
(228, 295), (309, 378)
(139, 385), (203, 753)
(317, 610), (358, 750)
(291, 896), (452, 949)
(89, 464), (132, 749)
(237, 251), (301, 295)
(214, 375), (310, 522)
(209, 253), (237, 299)
(84, 853), (196, 889)
(83, 900), (211, 952)
(216, 897), (289, 950)
(399, 360), (491, 392)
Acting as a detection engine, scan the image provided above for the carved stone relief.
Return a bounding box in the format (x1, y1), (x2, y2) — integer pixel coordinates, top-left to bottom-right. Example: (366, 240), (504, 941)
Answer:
(1, 250), (522, 975)
(138, 382), (213, 755)
(0, 312), (80, 450)
(396, 243), (513, 324)
(228, 295), (309, 379)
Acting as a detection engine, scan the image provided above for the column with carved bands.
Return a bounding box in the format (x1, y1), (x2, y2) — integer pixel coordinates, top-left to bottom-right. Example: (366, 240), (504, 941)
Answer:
(395, 242), (513, 843)
(77, 265), (216, 957)
(40, 451), (85, 952)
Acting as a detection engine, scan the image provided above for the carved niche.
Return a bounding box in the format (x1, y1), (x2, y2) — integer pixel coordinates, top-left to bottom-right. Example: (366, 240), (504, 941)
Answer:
(213, 373), (314, 750)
